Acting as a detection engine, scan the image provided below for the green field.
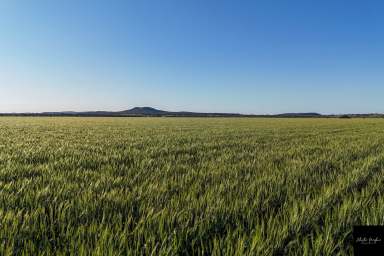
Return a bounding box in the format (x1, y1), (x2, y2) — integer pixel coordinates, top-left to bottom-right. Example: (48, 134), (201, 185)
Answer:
(1, 117), (384, 255)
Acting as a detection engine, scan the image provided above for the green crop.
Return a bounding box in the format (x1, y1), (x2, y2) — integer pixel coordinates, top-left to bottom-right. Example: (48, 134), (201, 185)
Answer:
(0, 117), (383, 255)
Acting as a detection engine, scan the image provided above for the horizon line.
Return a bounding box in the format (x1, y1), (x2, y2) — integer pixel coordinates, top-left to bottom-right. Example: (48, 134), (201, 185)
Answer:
(0, 106), (383, 116)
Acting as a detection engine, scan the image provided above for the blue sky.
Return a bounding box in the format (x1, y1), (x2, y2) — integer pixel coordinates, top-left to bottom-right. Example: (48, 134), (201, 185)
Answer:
(1, 0), (383, 114)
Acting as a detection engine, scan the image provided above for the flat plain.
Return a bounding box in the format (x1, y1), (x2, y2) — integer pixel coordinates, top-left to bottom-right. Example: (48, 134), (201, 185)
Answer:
(1, 117), (384, 255)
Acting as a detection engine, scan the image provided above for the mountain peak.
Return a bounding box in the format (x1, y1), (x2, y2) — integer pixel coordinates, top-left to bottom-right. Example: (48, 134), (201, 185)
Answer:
(120, 107), (167, 115)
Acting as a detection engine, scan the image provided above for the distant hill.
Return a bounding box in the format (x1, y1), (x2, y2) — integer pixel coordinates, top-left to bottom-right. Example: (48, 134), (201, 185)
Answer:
(116, 107), (242, 117)
(3, 107), (244, 117)
(8, 107), (381, 118)
(118, 107), (168, 115)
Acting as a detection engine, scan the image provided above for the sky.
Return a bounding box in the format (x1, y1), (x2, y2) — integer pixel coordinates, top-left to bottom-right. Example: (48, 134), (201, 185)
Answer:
(1, 0), (384, 114)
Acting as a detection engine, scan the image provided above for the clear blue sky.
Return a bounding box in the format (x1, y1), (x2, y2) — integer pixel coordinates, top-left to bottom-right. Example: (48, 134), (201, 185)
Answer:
(1, 0), (383, 114)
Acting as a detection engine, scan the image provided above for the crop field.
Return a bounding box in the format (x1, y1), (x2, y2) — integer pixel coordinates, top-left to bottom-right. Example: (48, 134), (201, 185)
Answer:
(0, 117), (384, 255)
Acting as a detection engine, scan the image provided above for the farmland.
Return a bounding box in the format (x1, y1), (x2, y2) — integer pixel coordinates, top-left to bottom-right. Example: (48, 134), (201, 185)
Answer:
(0, 117), (383, 255)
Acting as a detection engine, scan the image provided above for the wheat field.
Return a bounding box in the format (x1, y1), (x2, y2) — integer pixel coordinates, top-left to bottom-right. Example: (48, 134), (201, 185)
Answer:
(0, 117), (383, 255)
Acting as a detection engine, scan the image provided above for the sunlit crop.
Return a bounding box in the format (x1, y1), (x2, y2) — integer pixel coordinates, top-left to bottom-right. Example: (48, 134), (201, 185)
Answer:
(0, 117), (383, 255)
